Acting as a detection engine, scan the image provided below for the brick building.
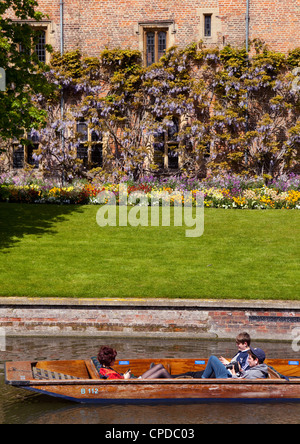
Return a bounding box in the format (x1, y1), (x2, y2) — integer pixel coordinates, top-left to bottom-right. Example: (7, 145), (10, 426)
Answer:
(8, 0), (300, 63)
(3, 0), (300, 176)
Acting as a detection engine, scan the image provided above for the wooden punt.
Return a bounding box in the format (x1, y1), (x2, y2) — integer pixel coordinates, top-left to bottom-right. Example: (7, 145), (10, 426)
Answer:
(5, 358), (300, 404)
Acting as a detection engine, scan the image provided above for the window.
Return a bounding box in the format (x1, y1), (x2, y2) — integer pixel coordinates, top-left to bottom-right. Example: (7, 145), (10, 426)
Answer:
(158, 31), (167, 60)
(35, 30), (46, 63)
(91, 130), (103, 167)
(137, 22), (176, 66)
(167, 119), (179, 169)
(27, 145), (39, 168)
(145, 29), (167, 66)
(204, 15), (212, 37)
(77, 122), (88, 142)
(76, 123), (103, 168)
(197, 9), (220, 43)
(12, 142), (39, 169)
(76, 122), (89, 167)
(18, 24), (50, 63)
(154, 118), (179, 170)
(77, 145), (88, 167)
(13, 146), (24, 169)
(146, 32), (155, 66)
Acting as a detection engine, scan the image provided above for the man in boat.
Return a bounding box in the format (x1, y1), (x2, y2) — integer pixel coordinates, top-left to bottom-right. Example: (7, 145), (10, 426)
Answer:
(125, 345), (268, 381)
(219, 331), (251, 375)
(201, 347), (269, 379)
(164, 331), (252, 379)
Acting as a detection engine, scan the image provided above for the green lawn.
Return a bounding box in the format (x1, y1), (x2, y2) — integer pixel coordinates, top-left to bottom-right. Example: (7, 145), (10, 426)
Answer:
(0, 203), (299, 300)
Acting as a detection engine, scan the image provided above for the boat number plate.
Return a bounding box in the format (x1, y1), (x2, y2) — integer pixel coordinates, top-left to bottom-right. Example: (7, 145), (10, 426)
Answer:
(81, 388), (99, 395)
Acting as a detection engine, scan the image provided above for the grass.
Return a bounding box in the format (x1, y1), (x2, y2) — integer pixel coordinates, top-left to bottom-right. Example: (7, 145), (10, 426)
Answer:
(0, 203), (299, 300)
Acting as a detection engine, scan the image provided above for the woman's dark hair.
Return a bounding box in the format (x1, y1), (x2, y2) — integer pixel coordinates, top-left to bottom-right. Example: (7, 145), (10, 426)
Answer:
(97, 346), (117, 367)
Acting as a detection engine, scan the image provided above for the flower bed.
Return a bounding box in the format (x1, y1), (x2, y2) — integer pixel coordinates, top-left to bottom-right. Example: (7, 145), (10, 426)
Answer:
(0, 173), (299, 209)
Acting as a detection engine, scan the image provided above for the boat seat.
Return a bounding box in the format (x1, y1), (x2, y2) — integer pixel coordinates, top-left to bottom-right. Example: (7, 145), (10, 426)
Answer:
(91, 356), (102, 375)
(268, 367), (282, 379)
(33, 367), (81, 380)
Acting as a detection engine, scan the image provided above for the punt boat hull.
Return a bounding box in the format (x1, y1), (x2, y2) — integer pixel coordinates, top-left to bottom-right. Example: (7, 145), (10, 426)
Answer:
(5, 358), (300, 404)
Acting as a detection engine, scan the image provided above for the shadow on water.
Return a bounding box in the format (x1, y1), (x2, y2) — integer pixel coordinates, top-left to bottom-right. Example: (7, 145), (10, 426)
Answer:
(0, 203), (85, 252)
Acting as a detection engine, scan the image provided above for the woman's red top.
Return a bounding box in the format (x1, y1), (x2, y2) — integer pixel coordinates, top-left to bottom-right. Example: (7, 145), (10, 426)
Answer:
(99, 366), (124, 380)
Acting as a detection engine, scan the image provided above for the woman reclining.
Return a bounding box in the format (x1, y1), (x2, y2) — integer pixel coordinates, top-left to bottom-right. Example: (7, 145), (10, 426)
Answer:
(96, 346), (172, 380)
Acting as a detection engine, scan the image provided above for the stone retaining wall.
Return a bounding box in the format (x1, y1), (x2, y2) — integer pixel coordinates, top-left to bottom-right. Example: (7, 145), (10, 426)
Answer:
(0, 298), (299, 341)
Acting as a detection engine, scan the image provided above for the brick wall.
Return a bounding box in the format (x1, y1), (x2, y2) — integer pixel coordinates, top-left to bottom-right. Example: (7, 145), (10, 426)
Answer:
(250, 0), (300, 52)
(7, 0), (297, 56)
(1, 298), (299, 341)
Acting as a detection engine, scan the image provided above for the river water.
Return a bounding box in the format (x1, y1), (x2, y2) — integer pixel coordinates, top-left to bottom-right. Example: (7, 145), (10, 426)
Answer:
(0, 336), (299, 424)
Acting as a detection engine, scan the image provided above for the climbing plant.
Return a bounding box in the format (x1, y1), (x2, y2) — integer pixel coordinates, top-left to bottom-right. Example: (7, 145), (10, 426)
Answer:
(22, 41), (300, 181)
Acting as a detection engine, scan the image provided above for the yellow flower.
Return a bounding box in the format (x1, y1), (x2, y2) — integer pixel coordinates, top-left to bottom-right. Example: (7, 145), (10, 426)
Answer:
(233, 196), (246, 206)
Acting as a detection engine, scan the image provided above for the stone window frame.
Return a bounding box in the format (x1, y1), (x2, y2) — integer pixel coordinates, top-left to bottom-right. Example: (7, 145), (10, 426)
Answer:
(136, 21), (177, 67)
(13, 20), (54, 64)
(197, 8), (221, 44)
